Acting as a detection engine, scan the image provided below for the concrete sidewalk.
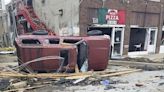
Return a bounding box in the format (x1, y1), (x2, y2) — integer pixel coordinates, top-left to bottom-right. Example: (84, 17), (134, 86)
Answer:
(125, 53), (164, 63)
(140, 54), (164, 62)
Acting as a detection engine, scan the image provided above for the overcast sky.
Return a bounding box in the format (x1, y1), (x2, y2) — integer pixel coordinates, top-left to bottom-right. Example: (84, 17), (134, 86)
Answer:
(5, 0), (11, 5)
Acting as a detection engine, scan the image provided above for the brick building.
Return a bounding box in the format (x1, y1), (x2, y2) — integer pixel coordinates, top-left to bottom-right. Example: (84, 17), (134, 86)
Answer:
(14, 0), (164, 58)
(78, 0), (164, 58)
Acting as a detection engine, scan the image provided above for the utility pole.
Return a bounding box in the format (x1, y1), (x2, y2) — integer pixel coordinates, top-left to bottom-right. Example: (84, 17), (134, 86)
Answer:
(143, 0), (148, 27)
(123, 0), (130, 55)
(156, 4), (163, 53)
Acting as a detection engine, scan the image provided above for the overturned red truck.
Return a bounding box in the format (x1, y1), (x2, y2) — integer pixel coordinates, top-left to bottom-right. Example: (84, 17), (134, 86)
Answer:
(12, 0), (111, 73)
(14, 34), (110, 73)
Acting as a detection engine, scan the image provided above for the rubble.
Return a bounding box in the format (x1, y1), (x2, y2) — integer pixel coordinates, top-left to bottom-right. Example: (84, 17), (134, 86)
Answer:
(0, 65), (141, 92)
(0, 47), (16, 55)
(110, 60), (164, 70)
(0, 67), (163, 92)
(73, 78), (86, 84)
(0, 54), (164, 92)
(124, 54), (164, 63)
(11, 81), (28, 89)
(0, 55), (17, 63)
(158, 82), (164, 86)
(0, 79), (10, 91)
(135, 83), (144, 87)
(123, 57), (157, 63)
(0, 47), (15, 52)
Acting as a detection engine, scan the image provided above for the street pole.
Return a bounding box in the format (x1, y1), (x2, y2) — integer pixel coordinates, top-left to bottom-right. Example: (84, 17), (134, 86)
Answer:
(156, 4), (163, 53)
(123, 0), (130, 55)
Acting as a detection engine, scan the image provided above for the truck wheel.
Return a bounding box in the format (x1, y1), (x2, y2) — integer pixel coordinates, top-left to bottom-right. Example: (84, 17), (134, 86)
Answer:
(87, 30), (103, 36)
(32, 30), (48, 35)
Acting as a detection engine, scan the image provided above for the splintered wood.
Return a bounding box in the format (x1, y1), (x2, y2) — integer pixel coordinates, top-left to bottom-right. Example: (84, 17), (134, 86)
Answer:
(0, 69), (142, 80)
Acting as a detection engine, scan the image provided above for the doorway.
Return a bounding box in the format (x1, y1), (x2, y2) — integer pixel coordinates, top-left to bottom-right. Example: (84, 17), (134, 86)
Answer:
(147, 28), (158, 53)
(160, 31), (164, 53)
(129, 28), (147, 52)
(111, 27), (124, 57)
(128, 27), (158, 56)
(88, 26), (124, 58)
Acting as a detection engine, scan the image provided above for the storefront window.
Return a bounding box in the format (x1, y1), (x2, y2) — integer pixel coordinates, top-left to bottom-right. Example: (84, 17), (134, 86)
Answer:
(0, 0), (2, 9)
(161, 31), (164, 45)
(150, 30), (155, 45)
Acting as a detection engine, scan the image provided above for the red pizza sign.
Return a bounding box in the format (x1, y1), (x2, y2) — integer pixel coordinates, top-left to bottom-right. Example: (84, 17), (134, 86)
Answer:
(106, 9), (125, 24)
(106, 9), (119, 20)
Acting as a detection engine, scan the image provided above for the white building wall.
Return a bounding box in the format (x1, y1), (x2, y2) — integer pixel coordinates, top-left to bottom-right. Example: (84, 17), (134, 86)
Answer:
(33, 0), (80, 36)
(0, 0), (7, 46)
(0, 0), (6, 10)
(0, 0), (7, 34)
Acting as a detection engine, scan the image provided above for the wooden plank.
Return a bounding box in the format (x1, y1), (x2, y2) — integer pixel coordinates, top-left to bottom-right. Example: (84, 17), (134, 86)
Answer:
(0, 72), (92, 79)
(100, 69), (142, 77)
(0, 69), (132, 79)
(75, 64), (80, 73)
(0, 69), (142, 79)
(0, 47), (15, 51)
(93, 69), (134, 75)
(65, 75), (91, 80)
(65, 69), (142, 79)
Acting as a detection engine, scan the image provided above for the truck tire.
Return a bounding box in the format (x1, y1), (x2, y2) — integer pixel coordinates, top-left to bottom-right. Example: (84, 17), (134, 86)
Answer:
(87, 30), (103, 36)
(32, 30), (48, 35)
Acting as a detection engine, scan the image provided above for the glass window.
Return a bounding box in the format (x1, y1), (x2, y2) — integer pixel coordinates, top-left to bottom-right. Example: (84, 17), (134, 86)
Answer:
(161, 31), (164, 45)
(0, 0), (2, 9)
(150, 31), (155, 45)
(149, 0), (160, 2)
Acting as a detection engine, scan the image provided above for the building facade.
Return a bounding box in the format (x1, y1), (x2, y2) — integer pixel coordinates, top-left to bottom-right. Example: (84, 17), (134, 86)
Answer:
(0, 0), (8, 47)
(79, 0), (164, 58)
(33, 0), (80, 36)
(32, 0), (164, 58)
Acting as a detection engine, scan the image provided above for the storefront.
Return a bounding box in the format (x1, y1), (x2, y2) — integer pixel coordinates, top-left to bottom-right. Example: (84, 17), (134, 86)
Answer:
(128, 27), (158, 57)
(88, 9), (125, 58)
(159, 28), (164, 53)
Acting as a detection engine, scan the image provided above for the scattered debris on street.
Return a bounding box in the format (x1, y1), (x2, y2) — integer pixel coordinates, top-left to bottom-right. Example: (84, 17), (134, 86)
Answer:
(0, 47), (15, 55)
(0, 62), (141, 91)
(0, 54), (164, 92)
(1, 0), (164, 92)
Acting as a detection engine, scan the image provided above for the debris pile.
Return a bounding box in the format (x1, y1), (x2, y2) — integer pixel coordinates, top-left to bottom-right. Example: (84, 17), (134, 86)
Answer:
(111, 57), (164, 70)
(0, 54), (164, 92)
(124, 57), (154, 63)
(124, 56), (164, 63)
(0, 68), (141, 92)
(0, 47), (15, 55)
